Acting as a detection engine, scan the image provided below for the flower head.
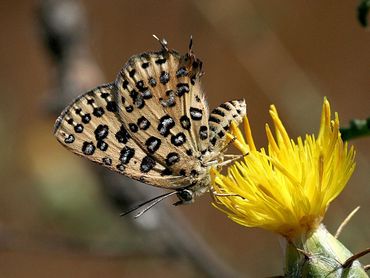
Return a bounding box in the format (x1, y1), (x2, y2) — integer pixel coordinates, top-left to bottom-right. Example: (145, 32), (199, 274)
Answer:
(211, 99), (356, 239)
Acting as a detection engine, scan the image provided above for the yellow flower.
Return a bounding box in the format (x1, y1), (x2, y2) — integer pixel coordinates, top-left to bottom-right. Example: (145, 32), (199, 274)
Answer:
(211, 98), (356, 239)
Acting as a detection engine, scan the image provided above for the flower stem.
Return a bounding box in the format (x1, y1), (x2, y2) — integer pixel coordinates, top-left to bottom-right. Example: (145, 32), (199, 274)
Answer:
(284, 224), (368, 277)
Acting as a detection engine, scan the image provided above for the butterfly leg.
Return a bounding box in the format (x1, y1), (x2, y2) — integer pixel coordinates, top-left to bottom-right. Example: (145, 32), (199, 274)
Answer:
(216, 154), (246, 168)
(218, 135), (237, 154)
(213, 192), (242, 197)
(209, 187), (244, 198)
(203, 153), (247, 168)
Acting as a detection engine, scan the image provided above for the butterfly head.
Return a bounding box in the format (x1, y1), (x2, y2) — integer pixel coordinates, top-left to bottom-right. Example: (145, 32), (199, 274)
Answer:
(175, 189), (194, 205)
(173, 172), (211, 206)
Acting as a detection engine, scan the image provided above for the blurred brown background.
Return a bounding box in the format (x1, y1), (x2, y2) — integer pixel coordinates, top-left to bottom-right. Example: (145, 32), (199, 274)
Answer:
(0, 0), (369, 277)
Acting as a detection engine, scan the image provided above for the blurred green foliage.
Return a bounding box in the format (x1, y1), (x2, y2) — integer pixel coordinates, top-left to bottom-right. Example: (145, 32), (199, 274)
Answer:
(358, 0), (370, 27)
(340, 118), (370, 141)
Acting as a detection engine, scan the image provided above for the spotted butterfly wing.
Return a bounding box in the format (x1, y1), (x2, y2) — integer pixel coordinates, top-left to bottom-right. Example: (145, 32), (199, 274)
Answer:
(114, 46), (210, 178)
(54, 38), (246, 201)
(54, 84), (188, 188)
(209, 100), (246, 151)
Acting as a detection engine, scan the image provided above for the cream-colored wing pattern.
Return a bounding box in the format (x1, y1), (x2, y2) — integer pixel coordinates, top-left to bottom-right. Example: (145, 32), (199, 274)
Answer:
(114, 47), (209, 177)
(209, 100), (247, 151)
(54, 83), (189, 189)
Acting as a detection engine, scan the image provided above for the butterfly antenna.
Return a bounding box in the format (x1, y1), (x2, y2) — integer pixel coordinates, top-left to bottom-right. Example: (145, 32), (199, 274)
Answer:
(152, 34), (169, 51)
(134, 191), (178, 218)
(120, 191), (178, 217)
(189, 35), (193, 52)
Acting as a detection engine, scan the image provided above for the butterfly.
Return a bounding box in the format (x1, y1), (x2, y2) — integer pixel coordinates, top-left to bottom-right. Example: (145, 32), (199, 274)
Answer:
(54, 36), (246, 215)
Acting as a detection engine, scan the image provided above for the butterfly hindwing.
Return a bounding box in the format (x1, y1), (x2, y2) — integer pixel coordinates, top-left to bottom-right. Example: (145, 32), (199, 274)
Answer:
(53, 83), (189, 189)
(209, 100), (247, 151)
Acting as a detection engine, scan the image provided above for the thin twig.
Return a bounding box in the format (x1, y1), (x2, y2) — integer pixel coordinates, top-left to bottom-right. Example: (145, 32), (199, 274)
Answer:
(335, 206), (360, 238)
(342, 248), (370, 268)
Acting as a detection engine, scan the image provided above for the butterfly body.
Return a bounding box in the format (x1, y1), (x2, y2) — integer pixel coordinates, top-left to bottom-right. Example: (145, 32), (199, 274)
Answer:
(54, 38), (246, 205)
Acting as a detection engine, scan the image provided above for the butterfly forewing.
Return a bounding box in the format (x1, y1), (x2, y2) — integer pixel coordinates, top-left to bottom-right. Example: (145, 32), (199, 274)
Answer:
(114, 49), (209, 176)
(54, 84), (189, 188)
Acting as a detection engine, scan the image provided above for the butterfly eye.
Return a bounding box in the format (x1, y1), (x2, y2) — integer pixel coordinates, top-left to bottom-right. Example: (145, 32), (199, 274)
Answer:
(177, 189), (194, 203)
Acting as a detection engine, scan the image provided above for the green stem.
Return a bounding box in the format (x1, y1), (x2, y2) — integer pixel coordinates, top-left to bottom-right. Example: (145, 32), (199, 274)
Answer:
(284, 224), (368, 277)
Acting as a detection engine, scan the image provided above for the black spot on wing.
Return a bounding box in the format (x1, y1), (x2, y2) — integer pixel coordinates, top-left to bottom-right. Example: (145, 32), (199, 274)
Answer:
(129, 123), (138, 133)
(120, 146), (135, 164)
(94, 124), (109, 140)
(64, 134), (75, 144)
(82, 141), (95, 155)
(160, 90), (176, 107)
(190, 107), (202, 121)
(125, 105), (134, 113)
(137, 116), (151, 130)
(161, 168), (172, 176)
(166, 152), (180, 166)
(122, 79), (129, 89)
(210, 137), (217, 146)
(74, 124), (83, 133)
(171, 132), (186, 147)
(158, 115), (175, 137)
(136, 80), (145, 91)
(129, 69), (136, 78)
(176, 67), (188, 78)
(155, 57), (166, 65)
(97, 140), (108, 151)
(222, 124), (230, 131)
(106, 101), (118, 112)
(160, 71), (170, 85)
(190, 169), (199, 177)
(102, 157), (112, 166)
(176, 83), (189, 97)
(93, 107), (104, 117)
(199, 126), (208, 140)
(140, 156), (156, 173)
(141, 89), (152, 99)
(190, 75), (196, 85)
(81, 114), (91, 124)
(212, 108), (225, 117)
(100, 92), (109, 99)
(209, 116), (221, 124)
(130, 90), (145, 109)
(134, 96), (146, 108)
(180, 115), (191, 130)
(186, 149), (193, 156)
(145, 136), (161, 154)
(115, 125), (131, 144)
(148, 77), (157, 87)
(116, 164), (125, 172)
(220, 103), (232, 111)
